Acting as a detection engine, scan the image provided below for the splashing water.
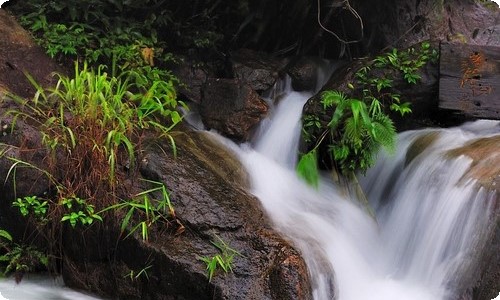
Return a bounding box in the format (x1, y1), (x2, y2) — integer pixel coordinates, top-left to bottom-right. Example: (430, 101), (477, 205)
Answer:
(0, 276), (100, 300)
(233, 83), (498, 299)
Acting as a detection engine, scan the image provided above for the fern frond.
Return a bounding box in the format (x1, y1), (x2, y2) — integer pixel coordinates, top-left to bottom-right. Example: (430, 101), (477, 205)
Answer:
(321, 90), (346, 109)
(370, 114), (396, 153)
(296, 150), (320, 188)
(327, 101), (346, 130)
(344, 117), (366, 150)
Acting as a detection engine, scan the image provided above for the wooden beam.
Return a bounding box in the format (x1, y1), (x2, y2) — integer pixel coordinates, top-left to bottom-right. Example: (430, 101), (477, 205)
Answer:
(439, 42), (500, 119)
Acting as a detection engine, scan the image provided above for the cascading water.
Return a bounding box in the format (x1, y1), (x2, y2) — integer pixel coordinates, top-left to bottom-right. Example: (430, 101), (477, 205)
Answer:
(232, 77), (498, 299)
(1, 66), (497, 299)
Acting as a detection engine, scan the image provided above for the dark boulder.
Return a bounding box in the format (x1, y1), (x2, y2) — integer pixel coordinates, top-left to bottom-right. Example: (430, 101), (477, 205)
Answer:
(286, 57), (320, 92)
(60, 130), (313, 300)
(200, 78), (269, 142)
(170, 57), (210, 104)
(302, 47), (440, 139)
(230, 49), (286, 93)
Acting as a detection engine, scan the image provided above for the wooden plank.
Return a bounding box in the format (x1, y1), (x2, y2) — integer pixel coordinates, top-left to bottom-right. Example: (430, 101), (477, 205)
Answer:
(439, 42), (500, 119)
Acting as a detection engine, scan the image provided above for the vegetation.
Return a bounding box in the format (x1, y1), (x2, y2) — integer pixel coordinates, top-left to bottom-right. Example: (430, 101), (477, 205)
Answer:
(299, 42), (438, 184)
(7, 0), (230, 67)
(98, 179), (177, 242)
(1, 56), (183, 276)
(198, 235), (242, 282)
(0, 228), (48, 280)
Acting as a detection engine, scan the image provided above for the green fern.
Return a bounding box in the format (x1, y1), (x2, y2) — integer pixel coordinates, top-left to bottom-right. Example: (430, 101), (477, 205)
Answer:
(370, 114), (396, 154)
(298, 42), (437, 179)
(296, 149), (320, 188)
(321, 90), (346, 109)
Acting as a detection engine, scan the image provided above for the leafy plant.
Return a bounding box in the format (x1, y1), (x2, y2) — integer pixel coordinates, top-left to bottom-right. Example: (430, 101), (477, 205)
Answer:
(198, 235), (242, 282)
(0, 230), (12, 244)
(0, 230), (48, 279)
(0, 244), (48, 278)
(296, 149), (320, 188)
(2, 59), (182, 275)
(299, 42), (438, 183)
(298, 90), (397, 184)
(12, 195), (48, 222)
(60, 197), (102, 228)
(9, 62), (182, 192)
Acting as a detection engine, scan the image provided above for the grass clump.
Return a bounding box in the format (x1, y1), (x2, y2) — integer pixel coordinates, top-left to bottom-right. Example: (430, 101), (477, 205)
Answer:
(198, 235), (242, 282)
(2, 60), (184, 276)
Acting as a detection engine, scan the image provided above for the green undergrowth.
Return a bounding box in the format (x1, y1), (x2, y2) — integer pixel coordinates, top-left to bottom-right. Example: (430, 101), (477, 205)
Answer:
(0, 60), (184, 278)
(299, 41), (438, 185)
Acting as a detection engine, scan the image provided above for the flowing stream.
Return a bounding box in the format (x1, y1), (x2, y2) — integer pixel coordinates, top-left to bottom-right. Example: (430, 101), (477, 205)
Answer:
(229, 78), (498, 300)
(0, 68), (497, 299)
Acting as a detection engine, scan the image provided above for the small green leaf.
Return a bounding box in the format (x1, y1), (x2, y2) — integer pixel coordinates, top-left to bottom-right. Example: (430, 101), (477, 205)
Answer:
(0, 230), (12, 242)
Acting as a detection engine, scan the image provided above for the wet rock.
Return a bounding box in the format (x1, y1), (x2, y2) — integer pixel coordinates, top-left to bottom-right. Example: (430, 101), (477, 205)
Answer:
(231, 49), (286, 93)
(62, 130), (313, 300)
(200, 78), (269, 142)
(171, 57), (210, 104)
(286, 57), (319, 92)
(0, 9), (68, 98)
(405, 132), (440, 166)
(446, 135), (500, 300)
(446, 135), (500, 193)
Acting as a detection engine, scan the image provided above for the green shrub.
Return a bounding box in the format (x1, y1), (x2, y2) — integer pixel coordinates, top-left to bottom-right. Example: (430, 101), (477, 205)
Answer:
(299, 42), (438, 184)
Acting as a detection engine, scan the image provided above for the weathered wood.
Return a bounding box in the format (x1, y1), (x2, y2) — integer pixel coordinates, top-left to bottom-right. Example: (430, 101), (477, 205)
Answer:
(439, 42), (500, 119)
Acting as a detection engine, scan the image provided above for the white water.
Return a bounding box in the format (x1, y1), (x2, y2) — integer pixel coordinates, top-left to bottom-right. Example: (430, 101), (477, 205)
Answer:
(1, 71), (497, 299)
(0, 276), (100, 299)
(230, 82), (498, 299)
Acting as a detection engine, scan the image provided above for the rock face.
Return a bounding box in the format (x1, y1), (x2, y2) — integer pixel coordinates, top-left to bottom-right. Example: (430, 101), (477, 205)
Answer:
(0, 10), (312, 300)
(286, 57), (321, 92)
(200, 78), (269, 142)
(0, 99), (313, 299)
(0, 9), (68, 98)
(356, 0), (500, 53)
(61, 131), (312, 300)
(171, 58), (209, 104)
(231, 49), (285, 93)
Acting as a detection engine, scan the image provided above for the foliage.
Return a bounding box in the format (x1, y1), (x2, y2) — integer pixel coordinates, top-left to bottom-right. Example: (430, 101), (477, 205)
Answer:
(8, 0), (229, 67)
(299, 42), (437, 183)
(3, 60), (183, 275)
(198, 235), (242, 282)
(0, 229), (47, 279)
(0, 245), (48, 278)
(99, 180), (176, 242)
(9, 62), (182, 195)
(296, 149), (320, 188)
(60, 197), (102, 228)
(13, 195), (48, 222)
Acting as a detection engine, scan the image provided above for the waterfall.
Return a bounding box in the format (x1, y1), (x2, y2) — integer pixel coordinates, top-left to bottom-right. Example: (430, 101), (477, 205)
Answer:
(235, 82), (498, 299)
